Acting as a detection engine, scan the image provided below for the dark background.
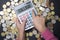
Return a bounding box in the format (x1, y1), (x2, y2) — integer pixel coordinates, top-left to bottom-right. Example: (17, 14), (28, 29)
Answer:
(0, 0), (60, 40)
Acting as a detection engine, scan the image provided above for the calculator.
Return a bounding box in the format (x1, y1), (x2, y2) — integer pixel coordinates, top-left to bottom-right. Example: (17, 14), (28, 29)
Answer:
(14, 1), (37, 30)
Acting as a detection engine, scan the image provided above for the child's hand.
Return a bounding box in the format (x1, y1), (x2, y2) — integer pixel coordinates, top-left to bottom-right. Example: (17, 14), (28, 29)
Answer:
(16, 18), (26, 32)
(32, 11), (46, 32)
(16, 18), (26, 40)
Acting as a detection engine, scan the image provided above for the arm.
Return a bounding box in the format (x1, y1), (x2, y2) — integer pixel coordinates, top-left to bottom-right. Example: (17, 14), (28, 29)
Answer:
(41, 28), (58, 40)
(16, 18), (26, 40)
(32, 10), (58, 40)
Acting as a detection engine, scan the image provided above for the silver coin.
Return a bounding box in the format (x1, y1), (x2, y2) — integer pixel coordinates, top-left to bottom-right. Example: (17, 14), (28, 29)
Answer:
(12, 23), (16, 28)
(51, 19), (56, 24)
(4, 38), (7, 40)
(2, 23), (7, 28)
(14, 0), (18, 2)
(45, 8), (50, 12)
(6, 35), (11, 39)
(55, 15), (59, 20)
(42, 12), (47, 17)
(0, 11), (4, 15)
(1, 19), (5, 23)
(3, 27), (7, 32)
(39, 6), (45, 11)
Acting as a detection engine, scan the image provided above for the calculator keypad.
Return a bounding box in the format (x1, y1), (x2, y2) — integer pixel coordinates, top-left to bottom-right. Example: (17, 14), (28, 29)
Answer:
(18, 10), (35, 30)
(25, 11), (33, 29)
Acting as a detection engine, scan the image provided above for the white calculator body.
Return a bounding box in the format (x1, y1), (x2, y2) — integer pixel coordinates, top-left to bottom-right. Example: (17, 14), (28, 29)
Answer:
(14, 1), (37, 30)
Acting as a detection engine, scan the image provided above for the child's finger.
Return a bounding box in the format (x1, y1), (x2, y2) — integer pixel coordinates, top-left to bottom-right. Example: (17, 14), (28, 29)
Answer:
(16, 18), (21, 25)
(22, 19), (27, 26)
(32, 10), (35, 18)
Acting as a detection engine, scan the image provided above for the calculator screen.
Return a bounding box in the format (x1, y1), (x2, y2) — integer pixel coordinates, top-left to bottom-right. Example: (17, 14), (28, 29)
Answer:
(16, 1), (33, 14)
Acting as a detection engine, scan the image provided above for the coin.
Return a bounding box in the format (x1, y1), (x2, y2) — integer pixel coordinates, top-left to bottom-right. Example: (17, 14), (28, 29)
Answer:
(0, 11), (4, 15)
(39, 6), (45, 11)
(26, 33), (29, 37)
(33, 0), (38, 3)
(45, 8), (50, 12)
(51, 19), (56, 24)
(4, 38), (7, 40)
(42, 12), (47, 17)
(12, 10), (15, 14)
(55, 15), (59, 20)
(32, 29), (37, 35)
(26, 38), (29, 40)
(51, 11), (55, 16)
(50, 6), (54, 10)
(46, 16), (51, 20)
(1, 19), (5, 23)
(3, 27), (7, 32)
(28, 32), (33, 36)
(6, 35), (11, 39)
(2, 23), (7, 28)
(14, 0), (18, 2)
(11, 1), (15, 5)
(15, 2), (19, 6)
(47, 12), (51, 16)
(1, 32), (6, 37)
(7, 8), (11, 13)
(6, 2), (11, 6)
(2, 4), (7, 9)
(3, 9), (7, 12)
(51, 2), (54, 6)
(39, 0), (44, 4)
(35, 34), (40, 38)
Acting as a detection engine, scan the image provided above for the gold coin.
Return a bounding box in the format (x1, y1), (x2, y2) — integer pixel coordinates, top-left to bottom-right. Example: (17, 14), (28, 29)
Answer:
(38, 10), (42, 16)
(26, 38), (29, 40)
(5, 32), (9, 35)
(50, 6), (54, 10)
(51, 11), (55, 15)
(34, 0), (38, 3)
(24, 0), (27, 2)
(28, 32), (33, 37)
(39, 0), (44, 4)
(6, 2), (11, 6)
(2, 4), (7, 9)
(7, 27), (12, 32)
(47, 12), (51, 16)
(3, 9), (7, 12)
(50, 16), (55, 19)
(46, 16), (51, 20)
(11, 10), (15, 14)
(1, 32), (6, 37)
(12, 13), (16, 17)
(26, 33), (29, 37)
(11, 30), (16, 34)
(11, 27), (15, 30)
(35, 34), (40, 38)
(7, 8), (11, 13)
